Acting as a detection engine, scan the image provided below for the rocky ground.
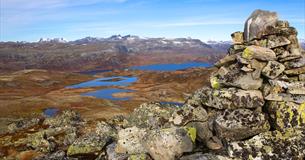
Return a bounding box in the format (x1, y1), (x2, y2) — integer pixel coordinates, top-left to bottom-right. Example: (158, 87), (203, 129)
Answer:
(1, 9), (305, 160)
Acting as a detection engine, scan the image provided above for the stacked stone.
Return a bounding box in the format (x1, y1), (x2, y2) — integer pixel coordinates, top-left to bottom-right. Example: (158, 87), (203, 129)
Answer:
(201, 9), (305, 159)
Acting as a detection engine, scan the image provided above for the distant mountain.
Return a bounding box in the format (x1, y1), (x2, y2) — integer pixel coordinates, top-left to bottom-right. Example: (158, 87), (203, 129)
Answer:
(0, 35), (230, 73)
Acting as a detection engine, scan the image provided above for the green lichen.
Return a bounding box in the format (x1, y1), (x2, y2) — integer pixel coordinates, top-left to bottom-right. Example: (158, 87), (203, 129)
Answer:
(67, 145), (101, 156)
(210, 77), (220, 89)
(186, 127), (196, 143)
(129, 154), (147, 160)
(299, 103), (305, 124)
(242, 47), (253, 59)
(263, 146), (273, 153)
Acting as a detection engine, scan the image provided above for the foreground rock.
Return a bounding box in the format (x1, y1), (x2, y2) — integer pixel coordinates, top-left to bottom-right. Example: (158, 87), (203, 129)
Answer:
(214, 109), (270, 141)
(228, 128), (305, 159)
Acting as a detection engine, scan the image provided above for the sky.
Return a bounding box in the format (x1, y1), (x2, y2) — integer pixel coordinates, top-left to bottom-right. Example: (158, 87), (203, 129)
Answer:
(0, 0), (304, 42)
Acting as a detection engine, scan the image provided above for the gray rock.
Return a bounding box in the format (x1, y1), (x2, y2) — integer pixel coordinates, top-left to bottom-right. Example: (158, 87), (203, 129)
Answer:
(214, 54), (237, 67)
(242, 45), (276, 61)
(67, 132), (111, 156)
(186, 122), (213, 147)
(106, 142), (128, 160)
(268, 80), (305, 95)
(144, 127), (195, 160)
(231, 31), (244, 44)
(276, 20), (289, 28)
(170, 104), (208, 126)
(244, 9), (278, 41)
(211, 64), (263, 90)
(262, 61), (285, 79)
(284, 66), (305, 75)
(284, 55), (305, 69)
(249, 59), (267, 79)
(265, 93), (305, 104)
(116, 126), (148, 154)
(214, 109), (270, 141)
(200, 87), (264, 109)
(33, 151), (66, 160)
(126, 102), (178, 129)
(43, 110), (82, 128)
(227, 128), (305, 159)
(7, 118), (41, 133)
(180, 153), (230, 160)
(266, 35), (290, 48)
(300, 74), (305, 81)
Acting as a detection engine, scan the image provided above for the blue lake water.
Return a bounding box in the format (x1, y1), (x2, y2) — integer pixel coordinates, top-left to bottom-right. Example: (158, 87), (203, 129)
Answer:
(43, 108), (59, 117)
(130, 62), (212, 71)
(67, 76), (137, 89)
(68, 62), (211, 101)
(82, 88), (134, 101)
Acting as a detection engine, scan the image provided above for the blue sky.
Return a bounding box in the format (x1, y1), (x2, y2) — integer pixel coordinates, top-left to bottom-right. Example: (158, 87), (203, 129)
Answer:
(0, 0), (304, 42)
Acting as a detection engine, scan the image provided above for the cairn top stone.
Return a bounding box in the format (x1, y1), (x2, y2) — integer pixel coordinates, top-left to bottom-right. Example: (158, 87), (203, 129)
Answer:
(244, 9), (278, 41)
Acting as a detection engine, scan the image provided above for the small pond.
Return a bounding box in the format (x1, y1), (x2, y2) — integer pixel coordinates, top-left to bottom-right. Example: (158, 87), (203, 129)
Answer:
(43, 108), (59, 117)
(82, 88), (134, 101)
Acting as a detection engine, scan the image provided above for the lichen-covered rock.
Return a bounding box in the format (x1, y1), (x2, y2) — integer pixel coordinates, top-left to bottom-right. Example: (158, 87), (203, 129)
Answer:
(170, 104), (208, 126)
(126, 102), (178, 129)
(227, 128), (305, 159)
(242, 45), (276, 61)
(7, 118), (41, 133)
(249, 59), (267, 79)
(300, 74), (305, 81)
(96, 121), (117, 139)
(267, 101), (305, 130)
(67, 132), (111, 156)
(43, 110), (82, 127)
(106, 142), (129, 160)
(284, 55), (305, 69)
(244, 9), (278, 41)
(265, 93), (305, 104)
(211, 64), (263, 90)
(199, 87), (264, 109)
(262, 61), (285, 79)
(268, 80), (305, 95)
(179, 153), (231, 160)
(116, 126), (148, 154)
(144, 127), (195, 160)
(128, 154), (152, 160)
(284, 66), (305, 75)
(266, 35), (290, 48)
(231, 31), (244, 44)
(214, 54), (237, 67)
(33, 151), (66, 160)
(214, 109), (270, 141)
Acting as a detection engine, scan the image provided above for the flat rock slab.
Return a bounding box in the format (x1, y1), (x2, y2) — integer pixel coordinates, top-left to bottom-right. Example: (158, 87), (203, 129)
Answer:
(214, 109), (270, 141)
(200, 87), (264, 109)
(228, 128), (305, 159)
(265, 93), (305, 104)
(269, 80), (305, 95)
(262, 61), (285, 79)
(242, 45), (276, 61)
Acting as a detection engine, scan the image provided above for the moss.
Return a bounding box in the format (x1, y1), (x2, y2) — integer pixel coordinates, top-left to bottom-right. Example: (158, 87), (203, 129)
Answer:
(210, 77), (220, 89)
(186, 127), (196, 143)
(242, 47), (253, 59)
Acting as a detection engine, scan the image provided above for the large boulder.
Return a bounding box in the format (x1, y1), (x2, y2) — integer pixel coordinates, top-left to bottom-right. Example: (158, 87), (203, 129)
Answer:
(67, 132), (111, 156)
(126, 102), (178, 129)
(115, 126), (148, 154)
(43, 110), (82, 127)
(244, 9), (278, 41)
(266, 101), (305, 130)
(214, 109), (270, 141)
(144, 127), (195, 160)
(170, 104), (208, 126)
(227, 128), (305, 159)
(199, 87), (264, 109)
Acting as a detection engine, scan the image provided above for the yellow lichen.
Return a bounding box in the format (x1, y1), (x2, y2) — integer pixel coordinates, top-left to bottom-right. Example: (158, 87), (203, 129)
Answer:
(242, 47), (253, 59)
(263, 146), (273, 153)
(186, 127), (196, 143)
(210, 77), (220, 89)
(129, 154), (146, 160)
(299, 103), (305, 124)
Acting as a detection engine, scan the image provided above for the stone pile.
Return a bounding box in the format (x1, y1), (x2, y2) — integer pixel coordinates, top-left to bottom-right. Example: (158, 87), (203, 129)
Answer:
(1, 9), (305, 160)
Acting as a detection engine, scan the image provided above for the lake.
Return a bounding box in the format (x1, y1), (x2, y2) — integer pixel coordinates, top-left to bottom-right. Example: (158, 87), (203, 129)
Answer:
(130, 62), (212, 71)
(69, 62), (211, 101)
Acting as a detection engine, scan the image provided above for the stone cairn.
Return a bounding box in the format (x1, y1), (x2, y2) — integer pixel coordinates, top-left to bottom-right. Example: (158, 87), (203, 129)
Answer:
(2, 9), (305, 160)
